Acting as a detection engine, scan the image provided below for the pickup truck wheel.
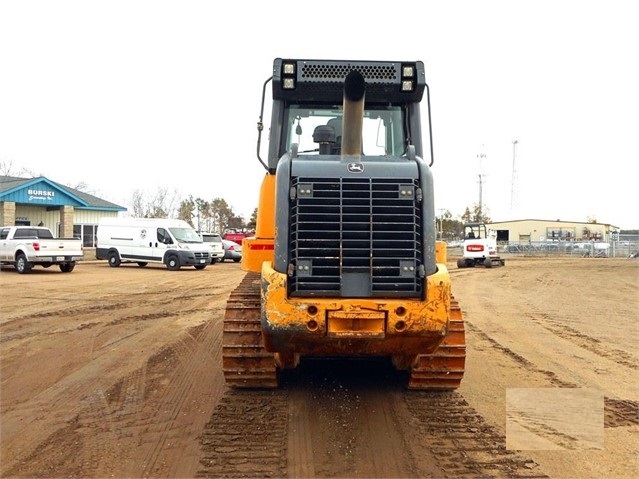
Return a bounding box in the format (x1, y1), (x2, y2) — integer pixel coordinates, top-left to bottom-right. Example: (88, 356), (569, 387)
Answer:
(136, 262), (148, 267)
(15, 253), (32, 274)
(59, 262), (75, 273)
(166, 255), (180, 271)
(194, 264), (207, 270)
(108, 251), (121, 267)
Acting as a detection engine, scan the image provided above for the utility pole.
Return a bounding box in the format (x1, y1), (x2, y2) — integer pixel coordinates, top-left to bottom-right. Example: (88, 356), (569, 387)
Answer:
(511, 140), (518, 213)
(477, 150), (486, 219)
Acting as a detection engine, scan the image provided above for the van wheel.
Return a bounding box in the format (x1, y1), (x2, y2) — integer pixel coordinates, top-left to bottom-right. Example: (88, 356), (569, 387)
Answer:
(194, 264), (206, 270)
(137, 262), (148, 267)
(15, 253), (32, 274)
(108, 251), (121, 267)
(59, 262), (75, 273)
(166, 255), (180, 271)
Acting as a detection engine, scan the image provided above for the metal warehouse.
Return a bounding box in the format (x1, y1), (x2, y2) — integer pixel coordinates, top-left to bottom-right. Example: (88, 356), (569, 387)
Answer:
(486, 219), (620, 243)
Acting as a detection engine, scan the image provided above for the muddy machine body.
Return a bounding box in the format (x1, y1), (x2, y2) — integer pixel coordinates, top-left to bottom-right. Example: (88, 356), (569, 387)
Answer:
(223, 59), (466, 389)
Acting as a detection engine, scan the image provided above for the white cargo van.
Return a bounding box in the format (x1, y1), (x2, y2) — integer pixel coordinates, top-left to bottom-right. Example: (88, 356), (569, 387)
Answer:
(96, 218), (211, 270)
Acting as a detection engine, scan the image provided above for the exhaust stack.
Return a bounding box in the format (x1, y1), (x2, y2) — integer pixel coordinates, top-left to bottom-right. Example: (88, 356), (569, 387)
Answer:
(341, 70), (366, 156)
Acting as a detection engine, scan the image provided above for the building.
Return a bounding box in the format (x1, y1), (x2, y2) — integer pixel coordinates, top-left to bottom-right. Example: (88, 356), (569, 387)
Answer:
(0, 175), (126, 247)
(486, 219), (620, 243)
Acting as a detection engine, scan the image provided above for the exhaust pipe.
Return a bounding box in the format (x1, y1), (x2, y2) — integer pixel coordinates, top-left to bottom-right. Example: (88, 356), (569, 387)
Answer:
(341, 70), (366, 156)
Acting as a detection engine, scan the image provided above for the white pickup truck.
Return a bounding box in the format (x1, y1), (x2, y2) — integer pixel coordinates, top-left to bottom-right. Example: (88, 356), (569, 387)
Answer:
(0, 226), (84, 273)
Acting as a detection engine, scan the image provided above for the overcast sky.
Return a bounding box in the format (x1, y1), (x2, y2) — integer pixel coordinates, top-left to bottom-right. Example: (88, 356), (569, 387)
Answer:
(1, 0), (637, 229)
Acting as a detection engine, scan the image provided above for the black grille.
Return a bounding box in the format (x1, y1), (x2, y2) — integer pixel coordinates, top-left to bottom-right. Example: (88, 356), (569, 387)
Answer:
(289, 177), (423, 298)
(300, 63), (398, 82)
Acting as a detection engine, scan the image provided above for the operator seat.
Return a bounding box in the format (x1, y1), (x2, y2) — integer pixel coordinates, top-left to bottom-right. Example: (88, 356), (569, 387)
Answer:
(326, 117), (342, 154)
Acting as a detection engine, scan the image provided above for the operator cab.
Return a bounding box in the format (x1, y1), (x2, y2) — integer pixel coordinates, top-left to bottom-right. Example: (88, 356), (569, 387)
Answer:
(285, 105), (406, 157)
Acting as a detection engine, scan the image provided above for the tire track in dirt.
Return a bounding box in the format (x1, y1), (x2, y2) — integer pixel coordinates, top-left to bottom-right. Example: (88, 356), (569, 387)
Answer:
(1, 284), (227, 326)
(465, 321), (639, 429)
(0, 319), (225, 478)
(197, 390), (289, 478)
(404, 391), (549, 478)
(465, 321), (577, 388)
(196, 359), (550, 478)
(519, 303), (638, 371)
(137, 320), (226, 478)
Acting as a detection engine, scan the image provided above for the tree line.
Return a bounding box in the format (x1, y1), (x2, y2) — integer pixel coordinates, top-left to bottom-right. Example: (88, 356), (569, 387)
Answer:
(129, 188), (257, 234)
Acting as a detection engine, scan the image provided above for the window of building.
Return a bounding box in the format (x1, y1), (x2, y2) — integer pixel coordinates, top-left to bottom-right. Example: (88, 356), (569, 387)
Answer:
(73, 224), (98, 247)
(546, 227), (576, 240)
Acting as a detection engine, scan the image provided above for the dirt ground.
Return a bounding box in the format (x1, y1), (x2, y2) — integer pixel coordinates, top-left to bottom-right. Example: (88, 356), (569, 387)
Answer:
(1, 255), (638, 478)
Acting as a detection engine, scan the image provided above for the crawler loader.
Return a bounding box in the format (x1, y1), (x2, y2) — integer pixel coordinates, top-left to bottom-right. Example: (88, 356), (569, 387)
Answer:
(222, 59), (465, 389)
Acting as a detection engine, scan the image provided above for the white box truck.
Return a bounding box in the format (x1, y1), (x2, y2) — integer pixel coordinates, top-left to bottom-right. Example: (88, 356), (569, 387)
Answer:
(96, 218), (212, 270)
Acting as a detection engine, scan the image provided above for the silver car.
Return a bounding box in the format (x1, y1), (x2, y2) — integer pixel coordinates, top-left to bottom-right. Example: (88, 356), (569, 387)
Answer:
(221, 240), (242, 263)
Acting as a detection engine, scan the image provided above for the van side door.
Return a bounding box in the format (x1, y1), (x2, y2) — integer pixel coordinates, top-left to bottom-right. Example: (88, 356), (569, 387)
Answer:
(151, 227), (173, 261)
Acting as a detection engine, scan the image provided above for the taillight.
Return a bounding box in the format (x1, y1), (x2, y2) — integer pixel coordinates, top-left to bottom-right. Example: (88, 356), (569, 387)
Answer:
(33, 241), (40, 251)
(229, 246), (235, 251)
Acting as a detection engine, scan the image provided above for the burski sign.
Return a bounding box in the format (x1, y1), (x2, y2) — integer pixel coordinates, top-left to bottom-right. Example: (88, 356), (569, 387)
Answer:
(27, 188), (56, 202)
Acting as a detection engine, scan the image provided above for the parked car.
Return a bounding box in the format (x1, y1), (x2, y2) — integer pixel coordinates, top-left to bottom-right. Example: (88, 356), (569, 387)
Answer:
(221, 240), (242, 263)
(200, 232), (225, 264)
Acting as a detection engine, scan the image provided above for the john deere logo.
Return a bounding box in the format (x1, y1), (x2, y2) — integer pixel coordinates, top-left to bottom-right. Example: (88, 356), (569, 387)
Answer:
(347, 162), (364, 173)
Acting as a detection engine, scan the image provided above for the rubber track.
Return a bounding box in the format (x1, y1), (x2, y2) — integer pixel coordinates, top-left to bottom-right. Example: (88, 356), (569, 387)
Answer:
(222, 272), (279, 388)
(408, 297), (466, 389)
(223, 273), (465, 390)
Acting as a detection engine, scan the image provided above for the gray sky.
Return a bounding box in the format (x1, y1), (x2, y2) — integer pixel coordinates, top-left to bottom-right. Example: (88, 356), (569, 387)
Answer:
(1, 0), (637, 228)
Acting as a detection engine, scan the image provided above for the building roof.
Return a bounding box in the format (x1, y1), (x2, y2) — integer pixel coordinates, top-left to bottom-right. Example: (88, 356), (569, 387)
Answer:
(488, 218), (619, 230)
(0, 175), (126, 212)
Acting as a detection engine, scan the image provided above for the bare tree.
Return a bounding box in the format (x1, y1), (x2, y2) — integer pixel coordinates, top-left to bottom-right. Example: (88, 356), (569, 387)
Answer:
(131, 190), (146, 217)
(68, 181), (89, 192)
(195, 198), (210, 231)
(461, 204), (491, 224)
(0, 159), (34, 177)
(129, 187), (182, 218)
(177, 196), (196, 228)
(0, 159), (17, 176)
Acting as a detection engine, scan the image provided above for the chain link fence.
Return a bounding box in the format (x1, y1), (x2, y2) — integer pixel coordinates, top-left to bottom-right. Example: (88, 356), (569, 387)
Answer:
(495, 234), (639, 258)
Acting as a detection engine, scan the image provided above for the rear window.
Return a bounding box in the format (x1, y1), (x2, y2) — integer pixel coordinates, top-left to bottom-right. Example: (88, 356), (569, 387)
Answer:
(12, 228), (55, 239)
(13, 228), (37, 239)
(36, 228), (54, 239)
(202, 234), (222, 244)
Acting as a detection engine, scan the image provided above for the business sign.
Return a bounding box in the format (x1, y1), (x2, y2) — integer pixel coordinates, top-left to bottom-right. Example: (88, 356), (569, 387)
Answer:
(1, 180), (83, 206)
(27, 188), (56, 202)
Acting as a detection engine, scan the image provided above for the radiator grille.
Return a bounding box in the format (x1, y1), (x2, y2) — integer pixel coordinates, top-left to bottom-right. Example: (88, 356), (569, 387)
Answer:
(194, 251), (210, 260)
(289, 177), (423, 298)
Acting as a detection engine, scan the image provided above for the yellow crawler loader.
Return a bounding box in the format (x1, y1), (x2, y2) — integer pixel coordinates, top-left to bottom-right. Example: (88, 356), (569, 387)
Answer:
(222, 59), (465, 389)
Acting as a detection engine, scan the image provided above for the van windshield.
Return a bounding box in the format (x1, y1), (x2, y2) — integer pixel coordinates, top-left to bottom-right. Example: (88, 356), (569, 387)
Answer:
(170, 227), (202, 243)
